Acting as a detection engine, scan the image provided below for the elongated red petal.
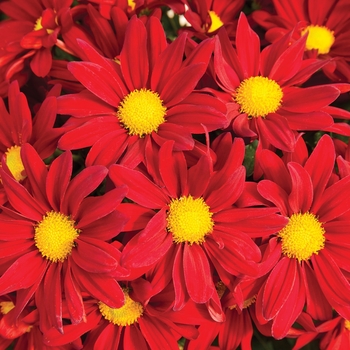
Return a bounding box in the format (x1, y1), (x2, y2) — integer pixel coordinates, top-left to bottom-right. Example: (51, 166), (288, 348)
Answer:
(262, 257), (296, 320)
(109, 165), (169, 209)
(183, 243), (215, 303)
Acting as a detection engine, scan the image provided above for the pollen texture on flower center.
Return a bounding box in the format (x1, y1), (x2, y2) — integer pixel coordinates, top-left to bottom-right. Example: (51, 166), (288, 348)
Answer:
(98, 289), (143, 326)
(167, 195), (214, 245)
(4, 145), (26, 181)
(208, 11), (223, 33)
(278, 212), (325, 262)
(235, 76), (283, 118)
(117, 88), (167, 137)
(34, 211), (80, 262)
(344, 320), (350, 331)
(301, 25), (335, 55)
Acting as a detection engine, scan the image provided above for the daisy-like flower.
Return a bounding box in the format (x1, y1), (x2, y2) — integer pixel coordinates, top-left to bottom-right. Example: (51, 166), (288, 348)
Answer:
(44, 279), (199, 350)
(252, 0), (350, 82)
(0, 144), (129, 333)
(213, 12), (350, 152)
(109, 134), (287, 312)
(180, 0), (244, 41)
(0, 81), (62, 204)
(0, 0), (76, 78)
(254, 134), (350, 339)
(57, 15), (227, 167)
(186, 280), (259, 350)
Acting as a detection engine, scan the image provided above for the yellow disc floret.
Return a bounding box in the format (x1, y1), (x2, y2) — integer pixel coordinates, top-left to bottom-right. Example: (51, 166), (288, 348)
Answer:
(344, 319), (350, 331)
(4, 145), (26, 181)
(34, 211), (80, 263)
(235, 76), (283, 118)
(98, 289), (143, 326)
(278, 212), (325, 262)
(208, 11), (224, 33)
(34, 16), (54, 34)
(167, 195), (214, 245)
(229, 295), (257, 310)
(0, 301), (15, 315)
(301, 25), (335, 55)
(117, 89), (167, 137)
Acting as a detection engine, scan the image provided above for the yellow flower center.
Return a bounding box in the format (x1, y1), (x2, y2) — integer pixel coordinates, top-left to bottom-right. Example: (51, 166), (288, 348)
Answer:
(34, 211), (80, 263)
(117, 89), (167, 137)
(229, 295), (257, 310)
(98, 289), (143, 326)
(278, 212), (325, 262)
(344, 319), (350, 331)
(0, 301), (15, 315)
(207, 11), (224, 33)
(4, 145), (26, 181)
(235, 76), (283, 118)
(34, 16), (54, 34)
(128, 0), (136, 10)
(301, 25), (335, 55)
(166, 195), (214, 245)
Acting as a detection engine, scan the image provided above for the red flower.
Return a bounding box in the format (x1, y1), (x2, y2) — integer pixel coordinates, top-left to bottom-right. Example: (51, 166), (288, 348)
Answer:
(0, 144), (129, 333)
(109, 134), (287, 314)
(180, 0), (244, 41)
(57, 15), (227, 167)
(252, 0), (350, 82)
(0, 0), (75, 78)
(254, 134), (350, 339)
(213, 12), (350, 152)
(0, 81), (62, 204)
(44, 279), (198, 350)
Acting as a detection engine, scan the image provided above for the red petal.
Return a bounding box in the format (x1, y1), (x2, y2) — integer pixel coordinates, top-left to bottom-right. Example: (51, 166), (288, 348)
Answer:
(271, 264), (305, 339)
(287, 162), (313, 213)
(46, 150), (72, 212)
(262, 257), (297, 320)
(236, 13), (260, 77)
(0, 169), (44, 221)
(183, 243), (215, 303)
(109, 165), (169, 209)
(68, 62), (121, 107)
(282, 86), (340, 113)
(62, 165), (108, 218)
(0, 251), (46, 294)
(64, 261), (84, 324)
(120, 16), (148, 90)
(121, 210), (172, 269)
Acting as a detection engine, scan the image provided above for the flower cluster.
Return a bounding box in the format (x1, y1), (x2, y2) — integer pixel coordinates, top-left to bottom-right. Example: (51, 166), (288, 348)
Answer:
(0, 0), (350, 349)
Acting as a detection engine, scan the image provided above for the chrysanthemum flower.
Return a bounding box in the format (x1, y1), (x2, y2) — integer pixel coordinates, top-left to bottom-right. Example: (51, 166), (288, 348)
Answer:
(0, 295), (85, 349)
(252, 0), (350, 82)
(213, 13), (350, 152)
(0, 81), (62, 204)
(186, 280), (258, 350)
(0, 144), (129, 333)
(0, 0), (76, 78)
(45, 279), (199, 350)
(109, 134), (287, 313)
(180, 0), (244, 41)
(57, 15), (227, 167)
(254, 134), (350, 339)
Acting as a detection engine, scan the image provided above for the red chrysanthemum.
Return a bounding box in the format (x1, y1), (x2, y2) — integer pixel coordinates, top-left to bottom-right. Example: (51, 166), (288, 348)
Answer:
(109, 134), (287, 315)
(252, 0), (350, 82)
(0, 144), (129, 333)
(213, 12), (350, 152)
(44, 278), (198, 350)
(180, 0), (244, 41)
(0, 81), (62, 204)
(0, 0), (75, 78)
(57, 15), (227, 167)
(253, 134), (350, 339)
